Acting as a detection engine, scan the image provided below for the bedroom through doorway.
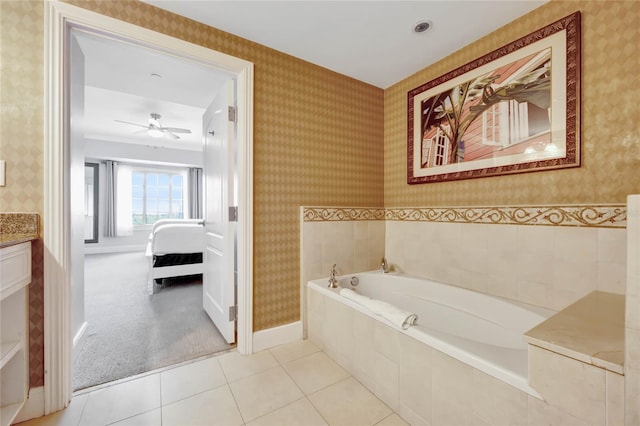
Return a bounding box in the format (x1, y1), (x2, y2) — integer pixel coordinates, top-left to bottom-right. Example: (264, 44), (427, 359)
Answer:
(70, 27), (236, 391)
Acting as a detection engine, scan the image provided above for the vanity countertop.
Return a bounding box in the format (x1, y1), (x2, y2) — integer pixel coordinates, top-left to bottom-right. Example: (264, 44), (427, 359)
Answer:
(0, 213), (39, 248)
(524, 291), (624, 374)
(0, 234), (37, 248)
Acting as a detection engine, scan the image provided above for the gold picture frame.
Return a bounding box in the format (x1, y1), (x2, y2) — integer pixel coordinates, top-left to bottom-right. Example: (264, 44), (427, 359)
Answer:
(408, 12), (581, 184)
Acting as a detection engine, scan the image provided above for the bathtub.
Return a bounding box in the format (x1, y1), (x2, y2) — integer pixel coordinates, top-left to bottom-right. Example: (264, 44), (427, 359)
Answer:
(307, 271), (554, 397)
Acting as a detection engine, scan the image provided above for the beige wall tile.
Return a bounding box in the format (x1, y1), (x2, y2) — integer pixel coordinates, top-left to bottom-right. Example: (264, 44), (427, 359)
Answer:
(472, 369), (527, 426)
(431, 351), (473, 425)
(552, 226), (598, 262)
(398, 333), (432, 424)
(625, 326), (640, 425)
(307, 288), (324, 347)
(374, 352), (400, 411)
(606, 371), (624, 426)
(384, 218), (625, 312)
(598, 260), (627, 295)
(527, 395), (588, 426)
(598, 229), (627, 264)
(627, 195), (640, 426)
(351, 310), (375, 391)
(397, 402), (429, 426)
(374, 322), (400, 363)
(528, 346), (605, 424)
(321, 295), (354, 370)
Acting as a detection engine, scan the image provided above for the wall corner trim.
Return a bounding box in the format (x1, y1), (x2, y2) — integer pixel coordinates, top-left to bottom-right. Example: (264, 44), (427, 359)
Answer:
(252, 321), (303, 352)
(15, 386), (45, 424)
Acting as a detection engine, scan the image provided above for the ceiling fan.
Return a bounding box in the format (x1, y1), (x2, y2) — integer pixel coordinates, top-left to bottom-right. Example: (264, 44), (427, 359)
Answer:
(115, 113), (192, 139)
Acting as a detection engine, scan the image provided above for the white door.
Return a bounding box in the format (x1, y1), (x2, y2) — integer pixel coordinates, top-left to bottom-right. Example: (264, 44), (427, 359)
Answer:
(203, 80), (236, 344)
(70, 33), (87, 354)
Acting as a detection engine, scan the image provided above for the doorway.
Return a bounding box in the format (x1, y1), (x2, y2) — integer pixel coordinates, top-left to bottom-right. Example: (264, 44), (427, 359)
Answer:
(44, 1), (253, 413)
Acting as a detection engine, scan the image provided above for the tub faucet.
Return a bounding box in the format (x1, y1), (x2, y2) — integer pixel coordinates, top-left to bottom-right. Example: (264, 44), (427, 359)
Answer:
(328, 264), (339, 288)
(381, 257), (390, 273)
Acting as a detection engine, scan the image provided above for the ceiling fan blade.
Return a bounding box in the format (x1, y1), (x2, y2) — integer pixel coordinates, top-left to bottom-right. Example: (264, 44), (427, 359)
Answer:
(114, 119), (149, 129)
(133, 129), (149, 135)
(164, 131), (180, 140)
(162, 127), (191, 134)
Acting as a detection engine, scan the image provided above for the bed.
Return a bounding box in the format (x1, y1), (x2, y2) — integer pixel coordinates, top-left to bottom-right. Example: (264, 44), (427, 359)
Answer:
(145, 219), (205, 293)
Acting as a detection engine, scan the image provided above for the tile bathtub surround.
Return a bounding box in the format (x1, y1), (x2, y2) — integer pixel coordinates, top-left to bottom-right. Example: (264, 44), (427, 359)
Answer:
(386, 221), (627, 312)
(302, 204), (627, 330)
(524, 291), (624, 374)
(528, 345), (625, 426)
(307, 285), (606, 426)
(626, 194), (640, 424)
(18, 340), (406, 426)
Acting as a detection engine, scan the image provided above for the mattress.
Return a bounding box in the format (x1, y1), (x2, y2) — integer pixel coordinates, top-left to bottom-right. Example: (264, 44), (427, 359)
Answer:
(153, 252), (203, 267)
(151, 223), (205, 255)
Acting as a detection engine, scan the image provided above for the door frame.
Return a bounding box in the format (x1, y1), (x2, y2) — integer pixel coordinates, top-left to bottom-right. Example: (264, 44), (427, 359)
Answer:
(44, 0), (254, 413)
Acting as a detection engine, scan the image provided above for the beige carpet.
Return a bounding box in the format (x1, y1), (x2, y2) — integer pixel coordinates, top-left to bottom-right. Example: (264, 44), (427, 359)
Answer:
(73, 252), (232, 391)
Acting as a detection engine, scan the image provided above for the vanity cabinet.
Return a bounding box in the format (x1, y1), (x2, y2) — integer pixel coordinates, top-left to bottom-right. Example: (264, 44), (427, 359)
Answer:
(0, 242), (31, 426)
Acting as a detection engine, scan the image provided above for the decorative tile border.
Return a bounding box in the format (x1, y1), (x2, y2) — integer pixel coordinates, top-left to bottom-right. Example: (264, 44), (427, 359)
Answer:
(303, 207), (385, 222)
(303, 205), (627, 228)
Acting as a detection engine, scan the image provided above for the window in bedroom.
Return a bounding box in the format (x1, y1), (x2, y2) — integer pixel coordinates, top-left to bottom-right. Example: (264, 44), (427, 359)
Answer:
(131, 170), (185, 225)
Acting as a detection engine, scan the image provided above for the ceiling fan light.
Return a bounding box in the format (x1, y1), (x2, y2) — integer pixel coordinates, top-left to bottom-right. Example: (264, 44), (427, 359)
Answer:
(147, 128), (164, 138)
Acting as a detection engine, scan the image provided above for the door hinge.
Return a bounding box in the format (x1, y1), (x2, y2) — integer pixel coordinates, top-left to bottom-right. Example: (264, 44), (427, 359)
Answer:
(228, 106), (237, 122)
(228, 305), (238, 322)
(228, 206), (238, 222)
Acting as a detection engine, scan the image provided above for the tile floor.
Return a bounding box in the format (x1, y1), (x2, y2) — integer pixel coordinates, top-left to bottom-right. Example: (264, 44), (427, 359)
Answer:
(18, 340), (408, 426)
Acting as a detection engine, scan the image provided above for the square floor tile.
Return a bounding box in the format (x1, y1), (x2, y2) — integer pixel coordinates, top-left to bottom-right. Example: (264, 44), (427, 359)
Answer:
(219, 349), (279, 382)
(246, 397), (328, 426)
(309, 377), (392, 426)
(283, 351), (349, 394)
(109, 409), (161, 425)
(270, 339), (321, 365)
(375, 413), (409, 426)
(162, 385), (243, 426)
(78, 374), (161, 426)
(229, 366), (304, 422)
(160, 356), (227, 405)
(16, 393), (89, 426)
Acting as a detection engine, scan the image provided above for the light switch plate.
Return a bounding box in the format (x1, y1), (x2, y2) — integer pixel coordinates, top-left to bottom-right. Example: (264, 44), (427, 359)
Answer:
(0, 160), (5, 186)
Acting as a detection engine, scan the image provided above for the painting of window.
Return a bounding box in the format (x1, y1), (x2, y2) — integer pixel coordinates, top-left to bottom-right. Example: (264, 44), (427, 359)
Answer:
(419, 49), (552, 168)
(407, 12), (580, 183)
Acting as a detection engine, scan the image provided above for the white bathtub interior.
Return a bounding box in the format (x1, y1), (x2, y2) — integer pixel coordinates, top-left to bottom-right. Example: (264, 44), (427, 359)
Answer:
(308, 271), (554, 396)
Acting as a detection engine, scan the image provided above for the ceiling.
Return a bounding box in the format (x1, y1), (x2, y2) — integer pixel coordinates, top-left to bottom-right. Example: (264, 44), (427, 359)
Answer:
(77, 1), (548, 153)
(143, 0), (547, 88)
(75, 30), (230, 152)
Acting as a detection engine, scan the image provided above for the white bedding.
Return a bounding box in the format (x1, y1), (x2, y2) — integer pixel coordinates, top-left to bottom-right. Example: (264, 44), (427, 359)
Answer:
(151, 223), (204, 255)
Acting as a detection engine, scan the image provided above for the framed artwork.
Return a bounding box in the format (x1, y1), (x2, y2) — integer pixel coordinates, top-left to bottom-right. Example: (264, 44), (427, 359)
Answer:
(407, 12), (581, 184)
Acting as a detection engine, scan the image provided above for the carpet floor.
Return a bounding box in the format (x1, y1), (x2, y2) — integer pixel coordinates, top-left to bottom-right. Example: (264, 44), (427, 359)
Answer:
(73, 252), (232, 391)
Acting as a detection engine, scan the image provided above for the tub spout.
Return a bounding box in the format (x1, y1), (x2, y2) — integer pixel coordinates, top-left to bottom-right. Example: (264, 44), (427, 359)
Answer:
(328, 264), (339, 288)
(381, 257), (390, 273)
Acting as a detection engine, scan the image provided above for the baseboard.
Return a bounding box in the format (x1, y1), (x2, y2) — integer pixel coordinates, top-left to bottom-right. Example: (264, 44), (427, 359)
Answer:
(252, 321), (302, 352)
(15, 386), (44, 423)
(72, 321), (88, 363)
(84, 244), (146, 255)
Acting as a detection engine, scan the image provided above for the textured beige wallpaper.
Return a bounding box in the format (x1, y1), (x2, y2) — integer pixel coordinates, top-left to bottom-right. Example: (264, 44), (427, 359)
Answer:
(0, 0), (44, 214)
(0, 0), (46, 388)
(384, 0), (640, 207)
(1, 0), (384, 334)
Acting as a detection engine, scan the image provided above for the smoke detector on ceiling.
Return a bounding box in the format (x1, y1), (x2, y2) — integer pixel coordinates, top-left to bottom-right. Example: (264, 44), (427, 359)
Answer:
(413, 20), (432, 34)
